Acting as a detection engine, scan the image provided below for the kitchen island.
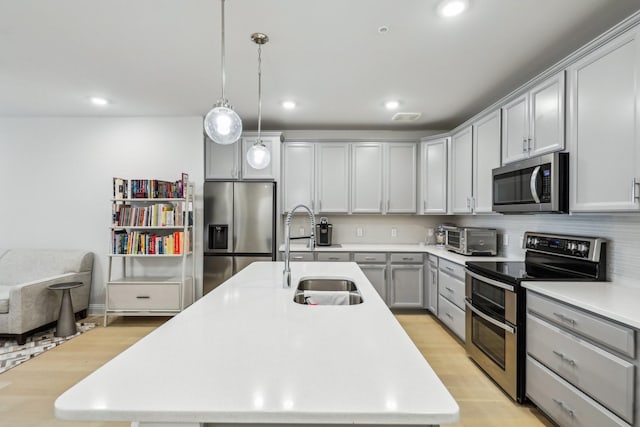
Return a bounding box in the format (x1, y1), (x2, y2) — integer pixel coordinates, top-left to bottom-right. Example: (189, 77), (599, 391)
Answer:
(55, 261), (459, 427)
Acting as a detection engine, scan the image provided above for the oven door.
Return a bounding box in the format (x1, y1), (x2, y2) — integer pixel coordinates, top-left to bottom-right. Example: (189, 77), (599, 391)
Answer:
(465, 269), (519, 401)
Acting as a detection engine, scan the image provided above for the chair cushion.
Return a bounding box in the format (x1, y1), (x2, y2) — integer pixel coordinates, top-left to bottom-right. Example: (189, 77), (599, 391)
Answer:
(0, 287), (9, 313)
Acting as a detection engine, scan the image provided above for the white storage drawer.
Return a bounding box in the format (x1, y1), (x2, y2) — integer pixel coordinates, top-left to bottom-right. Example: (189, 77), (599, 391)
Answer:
(428, 253), (438, 266)
(527, 356), (630, 427)
(353, 253), (387, 263)
(288, 252), (315, 262)
(528, 292), (635, 357)
(439, 258), (465, 281)
(438, 268), (465, 310)
(438, 295), (465, 342)
(316, 252), (350, 262)
(390, 253), (423, 263)
(527, 314), (634, 423)
(108, 284), (180, 311)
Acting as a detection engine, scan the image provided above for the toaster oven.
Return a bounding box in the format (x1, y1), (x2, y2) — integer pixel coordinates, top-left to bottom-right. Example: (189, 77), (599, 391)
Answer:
(444, 227), (497, 256)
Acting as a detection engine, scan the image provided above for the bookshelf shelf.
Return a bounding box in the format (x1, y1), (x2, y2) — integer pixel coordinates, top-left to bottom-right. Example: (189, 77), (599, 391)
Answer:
(105, 175), (195, 326)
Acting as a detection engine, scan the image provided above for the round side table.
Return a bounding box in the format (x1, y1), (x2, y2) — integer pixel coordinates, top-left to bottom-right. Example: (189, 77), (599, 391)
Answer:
(47, 282), (83, 337)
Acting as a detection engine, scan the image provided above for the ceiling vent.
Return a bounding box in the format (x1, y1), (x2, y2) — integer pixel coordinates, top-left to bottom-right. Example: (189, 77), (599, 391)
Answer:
(391, 112), (421, 122)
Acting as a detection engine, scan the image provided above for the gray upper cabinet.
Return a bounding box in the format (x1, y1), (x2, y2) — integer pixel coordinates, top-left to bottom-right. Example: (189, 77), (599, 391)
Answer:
(385, 143), (417, 213)
(568, 26), (640, 212)
(472, 110), (501, 213)
(351, 142), (384, 213)
(316, 143), (350, 213)
(206, 132), (281, 181)
(502, 71), (565, 165)
(450, 126), (473, 214)
(282, 142), (315, 213)
(420, 137), (448, 214)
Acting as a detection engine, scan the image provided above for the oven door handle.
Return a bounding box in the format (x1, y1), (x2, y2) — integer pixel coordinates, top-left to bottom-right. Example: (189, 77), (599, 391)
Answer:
(465, 299), (516, 334)
(465, 269), (516, 292)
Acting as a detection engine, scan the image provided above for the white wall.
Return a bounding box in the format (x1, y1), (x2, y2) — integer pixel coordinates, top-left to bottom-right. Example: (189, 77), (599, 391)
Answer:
(0, 117), (205, 313)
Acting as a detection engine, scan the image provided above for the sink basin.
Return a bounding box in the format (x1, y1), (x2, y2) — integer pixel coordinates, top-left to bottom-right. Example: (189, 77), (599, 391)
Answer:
(293, 278), (363, 305)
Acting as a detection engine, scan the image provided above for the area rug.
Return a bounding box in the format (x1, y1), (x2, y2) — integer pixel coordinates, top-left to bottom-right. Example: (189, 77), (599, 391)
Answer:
(0, 322), (95, 374)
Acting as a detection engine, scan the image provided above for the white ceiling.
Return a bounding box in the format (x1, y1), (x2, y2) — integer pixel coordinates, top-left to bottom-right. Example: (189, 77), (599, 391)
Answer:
(1, 0), (639, 131)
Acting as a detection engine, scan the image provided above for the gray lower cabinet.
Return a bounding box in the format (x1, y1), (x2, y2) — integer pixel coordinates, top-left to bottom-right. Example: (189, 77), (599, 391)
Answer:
(437, 258), (465, 341)
(389, 253), (424, 308)
(354, 252), (388, 304)
(425, 254), (438, 314)
(316, 252), (350, 262)
(526, 291), (636, 427)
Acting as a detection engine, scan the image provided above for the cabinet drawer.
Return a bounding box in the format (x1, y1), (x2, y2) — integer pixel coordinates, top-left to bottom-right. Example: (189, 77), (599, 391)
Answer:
(390, 253), (423, 263)
(108, 284), (180, 311)
(288, 252), (315, 262)
(316, 252), (350, 262)
(427, 254), (438, 267)
(527, 356), (630, 427)
(527, 314), (634, 423)
(528, 292), (635, 357)
(353, 252), (387, 263)
(438, 295), (465, 342)
(438, 268), (465, 310)
(438, 258), (465, 281)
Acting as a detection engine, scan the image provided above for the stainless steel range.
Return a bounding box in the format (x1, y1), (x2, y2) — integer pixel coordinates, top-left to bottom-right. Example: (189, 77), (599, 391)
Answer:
(464, 232), (606, 402)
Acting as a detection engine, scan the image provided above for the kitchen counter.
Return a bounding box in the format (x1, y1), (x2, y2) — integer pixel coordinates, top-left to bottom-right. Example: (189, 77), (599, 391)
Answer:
(279, 243), (518, 265)
(55, 262), (459, 426)
(523, 281), (640, 329)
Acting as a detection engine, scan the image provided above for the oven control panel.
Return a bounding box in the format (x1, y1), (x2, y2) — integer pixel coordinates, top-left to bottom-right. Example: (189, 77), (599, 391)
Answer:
(523, 232), (604, 261)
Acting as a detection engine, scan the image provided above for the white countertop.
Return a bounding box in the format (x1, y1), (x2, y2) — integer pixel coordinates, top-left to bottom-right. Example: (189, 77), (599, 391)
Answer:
(523, 281), (640, 329)
(279, 243), (518, 265)
(55, 262), (459, 425)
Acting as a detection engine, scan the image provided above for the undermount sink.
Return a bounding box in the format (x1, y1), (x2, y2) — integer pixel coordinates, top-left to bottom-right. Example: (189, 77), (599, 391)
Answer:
(293, 278), (363, 305)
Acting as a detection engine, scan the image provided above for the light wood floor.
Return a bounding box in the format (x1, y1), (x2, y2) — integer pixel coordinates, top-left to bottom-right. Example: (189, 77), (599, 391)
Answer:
(0, 312), (555, 427)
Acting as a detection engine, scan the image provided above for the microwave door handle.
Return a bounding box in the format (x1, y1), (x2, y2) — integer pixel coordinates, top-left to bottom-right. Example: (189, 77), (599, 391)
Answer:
(465, 299), (516, 334)
(530, 166), (541, 203)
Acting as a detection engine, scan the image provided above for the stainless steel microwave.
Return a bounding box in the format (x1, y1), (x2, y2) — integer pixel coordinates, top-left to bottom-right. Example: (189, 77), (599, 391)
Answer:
(492, 152), (568, 213)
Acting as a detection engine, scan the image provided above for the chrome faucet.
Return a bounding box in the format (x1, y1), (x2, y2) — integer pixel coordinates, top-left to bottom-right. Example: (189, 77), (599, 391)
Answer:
(283, 204), (316, 288)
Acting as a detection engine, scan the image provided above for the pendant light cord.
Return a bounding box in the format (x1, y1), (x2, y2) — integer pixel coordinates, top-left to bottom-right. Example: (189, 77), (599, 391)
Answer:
(257, 42), (262, 143)
(220, 0), (226, 101)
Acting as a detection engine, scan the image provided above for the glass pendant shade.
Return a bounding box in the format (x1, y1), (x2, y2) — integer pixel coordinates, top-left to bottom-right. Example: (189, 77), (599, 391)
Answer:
(204, 104), (243, 145)
(246, 142), (271, 169)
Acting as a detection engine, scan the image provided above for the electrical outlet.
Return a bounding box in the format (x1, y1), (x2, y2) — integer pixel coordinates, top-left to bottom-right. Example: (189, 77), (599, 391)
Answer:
(391, 227), (397, 238)
(299, 226), (305, 236)
(356, 227), (364, 237)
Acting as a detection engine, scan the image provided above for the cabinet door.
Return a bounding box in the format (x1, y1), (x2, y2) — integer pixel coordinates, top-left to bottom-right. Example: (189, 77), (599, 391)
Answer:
(316, 143), (350, 213)
(529, 71), (565, 157)
(385, 143), (417, 213)
(501, 93), (529, 164)
(420, 138), (448, 214)
(282, 142), (315, 213)
(473, 110), (501, 213)
(568, 28), (640, 212)
(351, 143), (383, 213)
(450, 127), (473, 214)
(359, 264), (387, 304)
(389, 264), (424, 308)
(241, 135), (279, 180)
(427, 259), (438, 314)
(205, 137), (240, 179)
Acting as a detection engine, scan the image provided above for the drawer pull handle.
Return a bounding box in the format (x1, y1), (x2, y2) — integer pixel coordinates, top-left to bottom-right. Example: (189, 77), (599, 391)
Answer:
(365, 257), (376, 260)
(402, 257), (413, 261)
(136, 295), (151, 299)
(445, 312), (453, 319)
(552, 398), (575, 418)
(293, 256), (304, 260)
(445, 266), (454, 271)
(445, 287), (454, 293)
(329, 257), (340, 260)
(552, 350), (576, 366)
(553, 312), (577, 325)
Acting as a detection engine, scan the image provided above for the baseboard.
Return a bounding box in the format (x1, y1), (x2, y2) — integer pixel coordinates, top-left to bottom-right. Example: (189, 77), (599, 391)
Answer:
(88, 304), (105, 317)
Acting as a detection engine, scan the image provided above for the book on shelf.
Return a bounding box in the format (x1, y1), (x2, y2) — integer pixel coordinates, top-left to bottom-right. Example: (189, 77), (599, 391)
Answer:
(111, 229), (191, 255)
(112, 174), (191, 200)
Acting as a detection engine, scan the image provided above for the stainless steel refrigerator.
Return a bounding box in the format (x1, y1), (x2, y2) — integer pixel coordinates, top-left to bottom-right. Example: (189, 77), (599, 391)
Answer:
(203, 181), (276, 295)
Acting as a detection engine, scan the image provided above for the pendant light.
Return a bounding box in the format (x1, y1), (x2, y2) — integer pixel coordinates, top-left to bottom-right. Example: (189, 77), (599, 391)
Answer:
(246, 32), (271, 170)
(204, 0), (242, 145)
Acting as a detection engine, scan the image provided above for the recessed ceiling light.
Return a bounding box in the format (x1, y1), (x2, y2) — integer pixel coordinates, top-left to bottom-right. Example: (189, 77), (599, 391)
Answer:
(90, 96), (109, 106)
(385, 100), (400, 110)
(437, 0), (469, 18)
(282, 100), (296, 110)
(378, 25), (390, 34)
